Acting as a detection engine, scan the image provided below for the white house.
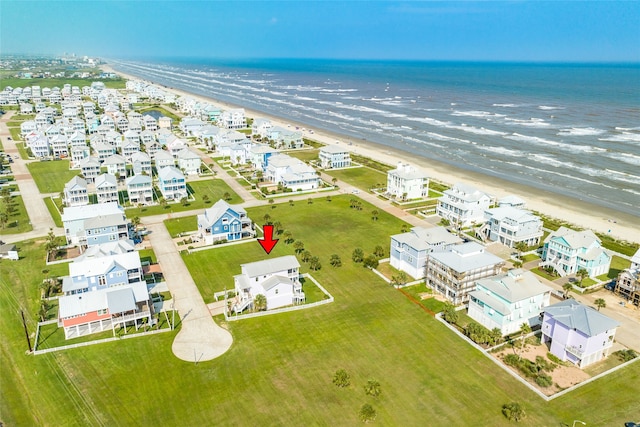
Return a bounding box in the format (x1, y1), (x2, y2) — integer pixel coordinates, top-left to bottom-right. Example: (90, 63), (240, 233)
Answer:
(125, 174), (153, 206)
(386, 162), (430, 200)
(437, 183), (492, 227)
(130, 151), (152, 176)
(389, 226), (463, 279)
(319, 144), (351, 169)
(232, 255), (305, 312)
(541, 299), (619, 368)
(615, 249), (640, 307)
(157, 166), (187, 201)
(265, 154), (319, 191)
(154, 150), (175, 168)
(218, 108), (246, 129)
(540, 227), (611, 278)
(61, 202), (127, 246)
(176, 149), (202, 175)
(480, 206), (543, 248)
(63, 176), (89, 207)
(468, 269), (552, 335)
(95, 173), (119, 204)
(79, 156), (101, 183)
(102, 154), (127, 179)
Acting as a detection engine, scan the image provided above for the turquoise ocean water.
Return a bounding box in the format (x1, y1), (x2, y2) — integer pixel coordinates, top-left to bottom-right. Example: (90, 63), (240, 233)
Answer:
(110, 59), (640, 217)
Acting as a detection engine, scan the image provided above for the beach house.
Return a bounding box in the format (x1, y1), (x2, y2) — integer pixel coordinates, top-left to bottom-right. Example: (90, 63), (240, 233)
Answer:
(541, 299), (619, 368)
(425, 242), (504, 304)
(232, 255), (305, 313)
(614, 248), (640, 306)
(266, 126), (303, 149)
(157, 166), (187, 201)
(61, 202), (128, 246)
(468, 269), (552, 335)
(57, 249), (152, 339)
(176, 148), (202, 175)
(540, 227), (611, 277)
(197, 199), (254, 245)
(219, 108), (246, 129)
(436, 183), (492, 227)
(154, 149), (175, 169)
(71, 146), (90, 169)
(250, 144), (277, 171)
(479, 206), (543, 248)
(386, 162), (430, 200)
(130, 151), (152, 176)
(95, 173), (119, 204)
(63, 176), (89, 207)
(319, 144), (352, 169)
(125, 174), (153, 206)
(102, 154), (127, 179)
(265, 154), (319, 191)
(389, 226), (463, 279)
(79, 156), (101, 183)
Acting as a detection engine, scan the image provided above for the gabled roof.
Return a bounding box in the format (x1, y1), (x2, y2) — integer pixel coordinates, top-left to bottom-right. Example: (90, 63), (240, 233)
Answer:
(68, 251), (141, 280)
(176, 149), (201, 160)
(545, 227), (601, 250)
(157, 165), (184, 181)
(106, 287), (137, 314)
(83, 213), (127, 230)
(241, 255), (300, 278)
(443, 183), (491, 202)
(126, 174), (152, 186)
(198, 199), (246, 229)
(103, 154), (126, 165)
(95, 173), (117, 188)
(429, 242), (503, 273)
(261, 275), (294, 292)
(154, 150), (174, 161)
(65, 176), (87, 191)
(130, 151), (151, 163)
(58, 281), (148, 318)
(75, 239), (135, 262)
(62, 201), (123, 223)
(474, 269), (551, 306)
(320, 144), (348, 154)
(392, 226), (463, 251)
(485, 206), (540, 223)
(544, 299), (619, 337)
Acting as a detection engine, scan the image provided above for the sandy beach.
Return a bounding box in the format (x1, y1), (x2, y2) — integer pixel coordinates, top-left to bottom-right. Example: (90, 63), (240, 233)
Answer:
(103, 64), (640, 244)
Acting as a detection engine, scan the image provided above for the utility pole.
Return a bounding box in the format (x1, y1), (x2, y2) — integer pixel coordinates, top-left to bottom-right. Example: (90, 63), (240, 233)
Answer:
(21, 310), (32, 352)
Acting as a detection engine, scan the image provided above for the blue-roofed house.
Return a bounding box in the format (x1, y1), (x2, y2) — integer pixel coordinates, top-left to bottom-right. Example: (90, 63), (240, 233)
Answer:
(197, 199), (254, 245)
(541, 299), (619, 368)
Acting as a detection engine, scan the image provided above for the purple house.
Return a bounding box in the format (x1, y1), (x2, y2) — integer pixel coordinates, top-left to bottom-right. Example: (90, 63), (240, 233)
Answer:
(541, 299), (619, 368)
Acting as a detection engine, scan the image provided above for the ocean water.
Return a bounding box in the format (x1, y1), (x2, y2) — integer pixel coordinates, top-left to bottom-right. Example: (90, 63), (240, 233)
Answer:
(109, 59), (640, 217)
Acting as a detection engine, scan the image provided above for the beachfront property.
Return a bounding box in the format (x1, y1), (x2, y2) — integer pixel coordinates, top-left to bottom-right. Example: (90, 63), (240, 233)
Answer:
(57, 248), (153, 339)
(319, 144), (352, 169)
(425, 242), (504, 305)
(386, 162), (429, 200)
(615, 248), (640, 306)
(541, 299), (619, 368)
(176, 148), (202, 175)
(252, 118), (273, 137)
(498, 195), (527, 209)
(196, 199), (254, 245)
(95, 173), (119, 204)
(468, 269), (552, 336)
(218, 108), (246, 129)
(436, 183), (492, 227)
(231, 255), (305, 313)
(265, 126), (303, 149)
(63, 176), (89, 207)
(265, 153), (320, 191)
(61, 202), (129, 247)
(540, 227), (611, 278)
(157, 166), (187, 201)
(125, 174), (154, 206)
(479, 206), (543, 248)
(79, 156), (101, 183)
(389, 226), (463, 279)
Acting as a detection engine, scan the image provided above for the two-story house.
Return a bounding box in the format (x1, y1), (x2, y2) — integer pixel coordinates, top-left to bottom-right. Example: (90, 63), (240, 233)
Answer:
(541, 299), (619, 368)
(102, 154), (127, 179)
(232, 255), (304, 313)
(540, 227), (611, 277)
(197, 200), (254, 245)
(468, 269), (552, 335)
(425, 242), (504, 304)
(389, 226), (463, 279)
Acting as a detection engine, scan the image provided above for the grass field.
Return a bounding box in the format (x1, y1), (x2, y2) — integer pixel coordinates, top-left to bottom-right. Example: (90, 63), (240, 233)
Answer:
(44, 197), (63, 227)
(27, 160), (78, 194)
(164, 215), (198, 236)
(325, 166), (387, 190)
(124, 179), (242, 219)
(598, 255), (632, 281)
(286, 149), (319, 163)
(0, 77), (126, 89)
(0, 194), (33, 234)
(2, 205), (640, 425)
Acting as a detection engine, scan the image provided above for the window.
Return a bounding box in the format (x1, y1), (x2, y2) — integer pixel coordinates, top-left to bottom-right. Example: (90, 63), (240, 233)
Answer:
(98, 276), (107, 286)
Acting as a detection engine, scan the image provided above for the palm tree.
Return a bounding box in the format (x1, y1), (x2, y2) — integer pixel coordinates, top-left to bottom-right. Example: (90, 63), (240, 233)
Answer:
(562, 282), (573, 299)
(301, 250), (312, 263)
(331, 177), (338, 186)
(519, 323), (532, 356)
(371, 209), (379, 221)
(391, 271), (408, 287)
(45, 228), (59, 260)
(269, 198), (275, 209)
(329, 254), (342, 267)
(595, 298), (606, 311)
(289, 199), (294, 207)
(514, 241), (528, 260)
(262, 213), (271, 224)
(223, 191), (231, 201)
(283, 230), (293, 244)
(253, 294), (267, 311)
(576, 268), (589, 287)
(293, 240), (305, 254)
(374, 245), (385, 258)
(352, 248), (364, 263)
(364, 380), (381, 397)
(309, 256), (321, 271)
(0, 212), (8, 229)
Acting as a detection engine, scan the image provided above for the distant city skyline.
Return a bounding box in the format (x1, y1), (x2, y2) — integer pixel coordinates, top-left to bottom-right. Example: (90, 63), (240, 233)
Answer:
(1, 1), (639, 62)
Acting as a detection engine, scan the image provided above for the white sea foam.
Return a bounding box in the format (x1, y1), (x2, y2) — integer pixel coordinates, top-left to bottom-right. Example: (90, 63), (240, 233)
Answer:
(505, 133), (562, 147)
(615, 126), (640, 131)
(538, 105), (565, 110)
(599, 132), (640, 144)
(607, 152), (640, 166)
(492, 103), (524, 108)
(451, 110), (506, 119)
(451, 125), (508, 136)
(605, 170), (640, 186)
(558, 127), (607, 136)
(504, 117), (551, 128)
(476, 146), (525, 157)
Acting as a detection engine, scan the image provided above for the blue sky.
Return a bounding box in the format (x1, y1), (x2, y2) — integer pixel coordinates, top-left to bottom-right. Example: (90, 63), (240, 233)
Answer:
(1, 1), (639, 62)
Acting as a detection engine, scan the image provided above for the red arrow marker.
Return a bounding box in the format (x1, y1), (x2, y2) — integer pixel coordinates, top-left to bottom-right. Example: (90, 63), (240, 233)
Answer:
(258, 224), (279, 254)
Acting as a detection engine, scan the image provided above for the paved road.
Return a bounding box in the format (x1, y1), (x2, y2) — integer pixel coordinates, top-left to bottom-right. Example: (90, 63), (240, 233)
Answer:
(145, 222), (233, 362)
(0, 111), (60, 242)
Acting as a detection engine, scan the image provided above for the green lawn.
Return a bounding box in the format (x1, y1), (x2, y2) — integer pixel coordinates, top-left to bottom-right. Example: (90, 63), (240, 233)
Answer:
(286, 149), (319, 163)
(2, 211), (640, 425)
(0, 195), (33, 234)
(531, 267), (560, 282)
(27, 160), (78, 194)
(598, 255), (632, 281)
(44, 197), (63, 227)
(1, 77), (126, 89)
(164, 215), (198, 236)
(138, 248), (158, 265)
(137, 106), (182, 122)
(325, 166), (387, 190)
(125, 179), (242, 218)
(521, 254), (541, 263)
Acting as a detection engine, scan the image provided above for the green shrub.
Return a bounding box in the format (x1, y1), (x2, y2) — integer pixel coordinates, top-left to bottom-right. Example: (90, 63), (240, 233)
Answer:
(332, 369), (350, 388)
(359, 404), (377, 423)
(535, 374), (553, 388)
(502, 402), (526, 422)
(546, 352), (563, 365)
(614, 349), (638, 362)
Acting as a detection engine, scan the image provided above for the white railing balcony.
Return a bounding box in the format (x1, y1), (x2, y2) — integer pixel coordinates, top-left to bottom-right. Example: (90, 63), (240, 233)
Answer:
(565, 344), (584, 357)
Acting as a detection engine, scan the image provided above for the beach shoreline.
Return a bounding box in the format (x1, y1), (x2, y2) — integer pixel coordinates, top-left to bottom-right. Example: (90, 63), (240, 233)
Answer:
(103, 63), (640, 244)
